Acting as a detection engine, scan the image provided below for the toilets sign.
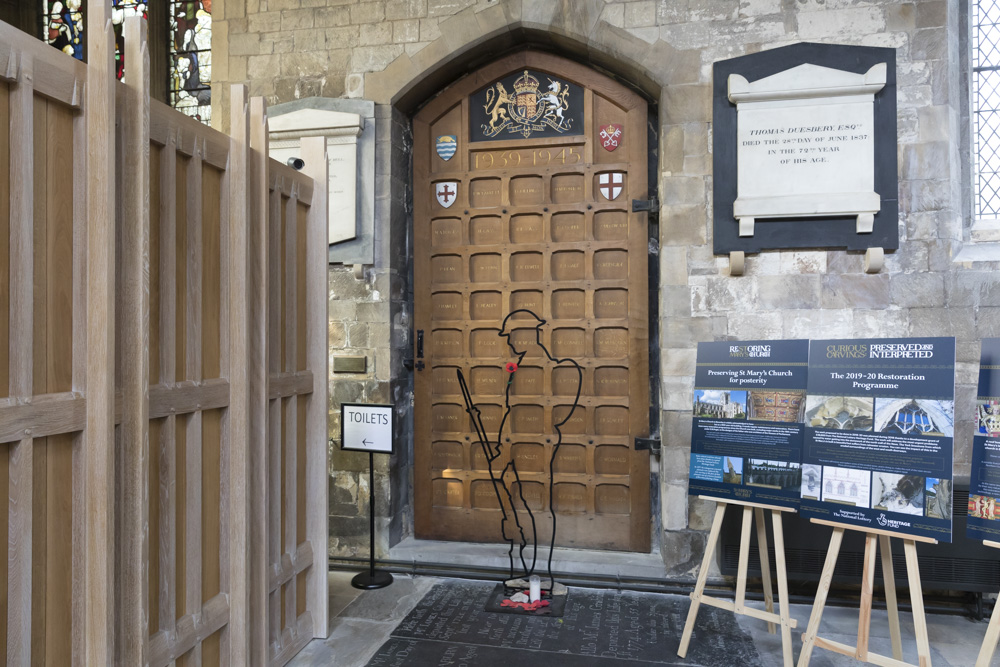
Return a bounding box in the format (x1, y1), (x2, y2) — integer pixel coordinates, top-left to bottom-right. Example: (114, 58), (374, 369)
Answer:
(341, 403), (394, 454)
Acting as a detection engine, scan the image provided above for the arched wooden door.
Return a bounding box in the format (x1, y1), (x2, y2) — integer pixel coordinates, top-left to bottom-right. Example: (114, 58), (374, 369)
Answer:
(413, 51), (650, 552)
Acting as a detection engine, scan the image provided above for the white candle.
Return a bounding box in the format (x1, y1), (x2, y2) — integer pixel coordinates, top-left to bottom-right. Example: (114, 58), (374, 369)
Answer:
(529, 575), (541, 602)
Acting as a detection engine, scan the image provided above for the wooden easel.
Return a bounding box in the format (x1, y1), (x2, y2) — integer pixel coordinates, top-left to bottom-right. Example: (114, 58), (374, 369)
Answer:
(678, 496), (798, 667)
(975, 540), (1000, 667)
(797, 519), (937, 667)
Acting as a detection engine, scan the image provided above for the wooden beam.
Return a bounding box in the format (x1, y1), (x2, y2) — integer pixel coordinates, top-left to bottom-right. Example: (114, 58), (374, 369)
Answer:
(0, 393), (86, 444)
(283, 186), (299, 630)
(268, 541), (314, 592)
(148, 379), (230, 419)
(301, 135), (329, 638)
(85, 4), (117, 663)
(119, 17), (151, 665)
(147, 592), (230, 667)
(266, 371), (314, 400)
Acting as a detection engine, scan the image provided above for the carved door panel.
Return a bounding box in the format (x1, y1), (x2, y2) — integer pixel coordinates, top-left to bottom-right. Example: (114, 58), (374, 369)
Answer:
(413, 51), (650, 552)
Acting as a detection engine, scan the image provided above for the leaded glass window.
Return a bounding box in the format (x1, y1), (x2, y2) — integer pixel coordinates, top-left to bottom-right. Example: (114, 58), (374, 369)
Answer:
(39, 1), (212, 124)
(974, 0), (1000, 218)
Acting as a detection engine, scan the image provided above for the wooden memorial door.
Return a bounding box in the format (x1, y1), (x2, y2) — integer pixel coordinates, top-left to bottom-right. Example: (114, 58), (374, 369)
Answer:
(413, 51), (651, 552)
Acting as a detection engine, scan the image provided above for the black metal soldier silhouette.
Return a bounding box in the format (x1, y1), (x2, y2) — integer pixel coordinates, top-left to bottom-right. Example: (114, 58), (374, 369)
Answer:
(457, 309), (582, 591)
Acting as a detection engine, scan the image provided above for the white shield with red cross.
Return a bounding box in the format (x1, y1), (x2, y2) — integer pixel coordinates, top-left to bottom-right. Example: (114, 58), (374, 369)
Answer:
(598, 172), (624, 201)
(435, 181), (459, 208)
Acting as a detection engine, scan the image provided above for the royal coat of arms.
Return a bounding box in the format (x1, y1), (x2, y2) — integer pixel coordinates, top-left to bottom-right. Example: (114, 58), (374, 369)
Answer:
(480, 70), (575, 139)
(599, 123), (623, 151)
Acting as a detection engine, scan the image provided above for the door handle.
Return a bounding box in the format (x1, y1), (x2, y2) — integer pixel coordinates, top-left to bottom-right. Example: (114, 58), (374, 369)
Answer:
(417, 330), (424, 358)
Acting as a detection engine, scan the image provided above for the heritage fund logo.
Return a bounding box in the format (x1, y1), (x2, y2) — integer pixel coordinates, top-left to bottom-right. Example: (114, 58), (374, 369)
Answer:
(730, 344), (771, 358)
(825, 343), (934, 359)
(876, 513), (912, 530)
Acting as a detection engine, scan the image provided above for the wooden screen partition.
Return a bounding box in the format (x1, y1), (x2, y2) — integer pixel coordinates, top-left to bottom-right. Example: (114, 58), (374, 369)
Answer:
(0, 16), (329, 667)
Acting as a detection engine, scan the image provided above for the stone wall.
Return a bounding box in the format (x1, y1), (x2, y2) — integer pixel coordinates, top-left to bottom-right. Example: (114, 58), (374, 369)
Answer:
(212, 0), (999, 574)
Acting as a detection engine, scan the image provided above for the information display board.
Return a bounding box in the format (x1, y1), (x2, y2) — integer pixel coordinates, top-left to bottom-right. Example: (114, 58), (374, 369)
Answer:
(688, 340), (808, 508)
(968, 339), (1000, 541)
(800, 338), (955, 541)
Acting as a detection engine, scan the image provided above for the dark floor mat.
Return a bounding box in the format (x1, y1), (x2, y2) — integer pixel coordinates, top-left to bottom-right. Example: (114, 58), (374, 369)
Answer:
(366, 580), (763, 666)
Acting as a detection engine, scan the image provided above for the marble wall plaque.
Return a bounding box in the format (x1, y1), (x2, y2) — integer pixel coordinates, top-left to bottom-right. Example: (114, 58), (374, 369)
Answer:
(729, 62), (886, 236)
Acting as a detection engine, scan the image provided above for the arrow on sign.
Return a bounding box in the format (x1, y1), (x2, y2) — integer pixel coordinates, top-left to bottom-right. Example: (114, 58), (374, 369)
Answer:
(363, 439), (373, 447)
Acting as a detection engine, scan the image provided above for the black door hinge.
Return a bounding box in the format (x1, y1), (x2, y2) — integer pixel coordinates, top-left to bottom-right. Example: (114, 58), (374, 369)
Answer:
(634, 437), (660, 455)
(631, 197), (659, 223)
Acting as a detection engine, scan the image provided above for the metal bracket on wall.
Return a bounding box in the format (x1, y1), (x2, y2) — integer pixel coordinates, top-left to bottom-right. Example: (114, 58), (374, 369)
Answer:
(632, 197), (659, 223)
(634, 437), (661, 455)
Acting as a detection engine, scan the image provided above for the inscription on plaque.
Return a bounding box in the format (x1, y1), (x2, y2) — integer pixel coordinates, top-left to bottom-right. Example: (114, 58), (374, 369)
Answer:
(512, 365), (543, 395)
(552, 328), (586, 357)
(552, 289), (586, 320)
(596, 405), (629, 435)
(433, 329), (463, 357)
(431, 255), (463, 283)
(508, 329), (541, 357)
(472, 145), (582, 170)
(510, 252), (543, 282)
(553, 366), (582, 395)
(595, 328), (628, 358)
(470, 216), (502, 245)
(551, 173), (584, 204)
(478, 403), (501, 432)
(471, 365), (503, 395)
(594, 288), (628, 319)
(470, 253), (501, 283)
(470, 290), (502, 320)
(432, 403), (464, 433)
(431, 441), (464, 470)
(596, 484), (630, 514)
(470, 328), (501, 358)
(512, 404), (544, 434)
(512, 443), (545, 472)
(431, 366), (460, 395)
(552, 250), (586, 281)
(595, 445), (630, 475)
(432, 291), (463, 320)
(432, 478), (464, 508)
(553, 483), (588, 512)
(551, 211), (585, 242)
(510, 176), (544, 206)
(594, 210), (628, 241)
(594, 249), (628, 279)
(513, 481), (544, 510)
(470, 178), (502, 208)
(554, 405), (586, 433)
(511, 290), (543, 314)
(554, 444), (587, 473)
(510, 214), (543, 244)
(470, 444), (489, 471)
(431, 218), (462, 247)
(594, 366), (629, 396)
(471, 480), (500, 508)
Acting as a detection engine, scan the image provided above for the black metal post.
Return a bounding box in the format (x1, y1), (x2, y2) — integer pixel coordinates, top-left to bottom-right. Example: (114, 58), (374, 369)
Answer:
(351, 451), (393, 589)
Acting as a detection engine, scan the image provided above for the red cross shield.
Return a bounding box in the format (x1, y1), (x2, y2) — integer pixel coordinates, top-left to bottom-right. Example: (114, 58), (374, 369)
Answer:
(435, 181), (458, 208)
(598, 172), (624, 201)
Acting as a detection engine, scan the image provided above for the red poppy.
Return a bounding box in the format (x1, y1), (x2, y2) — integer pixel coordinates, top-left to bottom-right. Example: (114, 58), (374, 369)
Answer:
(505, 362), (518, 373)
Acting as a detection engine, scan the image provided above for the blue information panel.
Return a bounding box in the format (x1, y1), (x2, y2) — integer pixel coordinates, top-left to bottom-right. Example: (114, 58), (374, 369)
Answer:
(800, 338), (955, 541)
(968, 339), (1000, 542)
(688, 340), (808, 508)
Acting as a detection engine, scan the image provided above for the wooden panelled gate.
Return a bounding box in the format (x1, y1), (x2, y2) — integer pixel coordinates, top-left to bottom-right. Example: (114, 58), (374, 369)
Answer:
(413, 52), (651, 552)
(0, 11), (328, 667)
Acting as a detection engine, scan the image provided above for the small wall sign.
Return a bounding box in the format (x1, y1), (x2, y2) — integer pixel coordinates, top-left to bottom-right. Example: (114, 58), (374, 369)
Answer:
(341, 403), (394, 454)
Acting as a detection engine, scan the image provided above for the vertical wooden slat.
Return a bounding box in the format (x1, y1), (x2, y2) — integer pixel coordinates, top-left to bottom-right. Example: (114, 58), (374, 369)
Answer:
(158, 132), (178, 640)
(282, 190), (298, 630)
(7, 52), (34, 666)
(184, 139), (204, 667)
(226, 83), (251, 667)
(85, 3), (117, 661)
(120, 16), (150, 666)
(300, 136), (329, 638)
(247, 96), (269, 666)
(269, 184), (283, 647)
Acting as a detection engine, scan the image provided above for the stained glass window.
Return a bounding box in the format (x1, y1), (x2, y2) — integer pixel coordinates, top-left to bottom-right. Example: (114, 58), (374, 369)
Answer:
(39, 1), (212, 124)
(170, 1), (212, 123)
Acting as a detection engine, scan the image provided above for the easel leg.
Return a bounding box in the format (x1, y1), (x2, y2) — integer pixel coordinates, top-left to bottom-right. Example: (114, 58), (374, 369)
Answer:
(735, 506), (753, 614)
(855, 533), (878, 661)
(771, 510), (794, 667)
(903, 539), (932, 667)
(754, 507), (776, 634)
(879, 534), (903, 661)
(797, 527), (845, 667)
(678, 502), (727, 658)
(976, 588), (1000, 667)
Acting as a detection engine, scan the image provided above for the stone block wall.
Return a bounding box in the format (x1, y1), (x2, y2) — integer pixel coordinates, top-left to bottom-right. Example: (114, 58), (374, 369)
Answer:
(212, 0), (1000, 574)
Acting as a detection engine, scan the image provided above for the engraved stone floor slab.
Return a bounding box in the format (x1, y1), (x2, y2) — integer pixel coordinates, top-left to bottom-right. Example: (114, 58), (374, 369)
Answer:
(365, 580), (762, 666)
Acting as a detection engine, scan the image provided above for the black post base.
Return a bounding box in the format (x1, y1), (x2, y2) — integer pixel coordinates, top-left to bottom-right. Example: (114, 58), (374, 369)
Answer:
(351, 570), (394, 590)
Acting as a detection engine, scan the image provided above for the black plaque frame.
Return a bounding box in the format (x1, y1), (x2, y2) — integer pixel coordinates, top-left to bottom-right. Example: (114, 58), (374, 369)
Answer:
(712, 42), (898, 255)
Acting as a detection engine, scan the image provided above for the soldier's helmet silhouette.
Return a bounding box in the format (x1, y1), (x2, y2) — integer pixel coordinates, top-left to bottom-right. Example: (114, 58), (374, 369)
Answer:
(498, 309), (545, 337)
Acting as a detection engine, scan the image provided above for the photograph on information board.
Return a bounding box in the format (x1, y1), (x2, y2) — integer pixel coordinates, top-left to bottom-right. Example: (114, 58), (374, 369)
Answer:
(688, 340), (808, 508)
(968, 339), (1000, 541)
(801, 337), (955, 541)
